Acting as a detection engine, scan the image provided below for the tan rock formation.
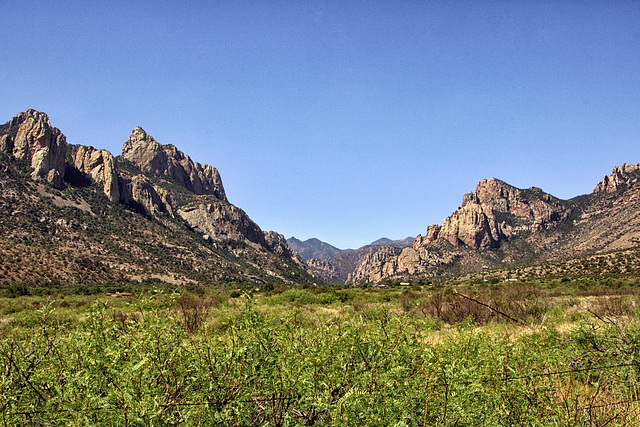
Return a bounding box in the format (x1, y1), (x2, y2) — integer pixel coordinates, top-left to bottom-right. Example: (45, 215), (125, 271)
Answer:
(263, 231), (296, 258)
(178, 200), (262, 242)
(594, 163), (640, 193)
(68, 145), (120, 202)
(436, 178), (568, 250)
(350, 178), (571, 283)
(347, 246), (403, 283)
(177, 199), (299, 261)
(119, 175), (172, 217)
(305, 258), (340, 282)
(425, 224), (440, 242)
(122, 127), (226, 201)
(0, 110), (67, 186)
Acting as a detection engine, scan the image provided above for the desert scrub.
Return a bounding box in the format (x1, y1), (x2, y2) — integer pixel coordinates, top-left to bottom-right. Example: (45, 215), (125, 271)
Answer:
(0, 291), (639, 425)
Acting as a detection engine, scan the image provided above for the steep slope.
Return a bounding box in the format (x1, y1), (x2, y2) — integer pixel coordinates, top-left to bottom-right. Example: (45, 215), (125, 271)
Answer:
(349, 166), (640, 283)
(0, 110), (314, 289)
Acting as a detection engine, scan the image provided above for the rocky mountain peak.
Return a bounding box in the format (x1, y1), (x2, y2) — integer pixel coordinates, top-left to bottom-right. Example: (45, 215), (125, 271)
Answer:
(122, 127), (226, 201)
(433, 178), (567, 249)
(0, 110), (313, 287)
(594, 162), (640, 193)
(8, 109), (52, 127)
(0, 109), (67, 187)
(121, 127), (162, 170)
(350, 161), (640, 284)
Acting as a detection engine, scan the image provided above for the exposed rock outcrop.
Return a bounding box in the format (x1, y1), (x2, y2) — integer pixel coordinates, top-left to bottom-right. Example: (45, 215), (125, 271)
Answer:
(305, 257), (341, 283)
(178, 199), (265, 243)
(0, 109), (315, 287)
(594, 163), (640, 193)
(0, 110), (67, 186)
(119, 175), (173, 217)
(176, 199), (296, 260)
(122, 127), (226, 201)
(433, 178), (568, 249)
(350, 165), (640, 284)
(347, 246), (404, 283)
(67, 145), (120, 202)
(263, 231), (297, 258)
(350, 178), (573, 283)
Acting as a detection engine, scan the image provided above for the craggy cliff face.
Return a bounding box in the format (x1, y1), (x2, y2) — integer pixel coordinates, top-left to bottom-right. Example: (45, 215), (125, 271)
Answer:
(0, 110), (121, 202)
(68, 145), (120, 203)
(0, 110), (67, 187)
(436, 178), (569, 250)
(593, 163), (640, 194)
(122, 127), (227, 202)
(353, 177), (572, 283)
(349, 167), (640, 284)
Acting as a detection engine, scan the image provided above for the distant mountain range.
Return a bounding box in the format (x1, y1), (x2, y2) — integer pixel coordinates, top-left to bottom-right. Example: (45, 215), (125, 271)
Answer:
(286, 237), (348, 261)
(286, 236), (414, 283)
(369, 237), (415, 247)
(286, 236), (414, 261)
(1, 109), (639, 289)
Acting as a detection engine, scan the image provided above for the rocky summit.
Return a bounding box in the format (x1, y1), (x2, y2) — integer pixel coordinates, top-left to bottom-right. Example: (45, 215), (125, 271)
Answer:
(0, 110), (67, 187)
(347, 163), (640, 283)
(0, 110), (313, 289)
(122, 127), (226, 200)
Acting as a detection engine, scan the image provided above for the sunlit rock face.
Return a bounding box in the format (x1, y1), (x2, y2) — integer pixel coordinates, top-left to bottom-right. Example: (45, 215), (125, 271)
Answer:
(121, 127), (227, 201)
(434, 178), (569, 250)
(349, 178), (575, 283)
(593, 163), (640, 194)
(0, 109), (67, 187)
(68, 145), (120, 202)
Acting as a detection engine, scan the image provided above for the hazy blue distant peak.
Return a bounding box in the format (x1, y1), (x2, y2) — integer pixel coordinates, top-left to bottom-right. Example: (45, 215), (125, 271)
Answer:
(369, 237), (415, 247)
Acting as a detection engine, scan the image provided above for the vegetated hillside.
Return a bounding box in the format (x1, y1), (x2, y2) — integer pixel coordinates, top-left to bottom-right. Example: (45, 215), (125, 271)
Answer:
(0, 110), (316, 290)
(349, 165), (640, 283)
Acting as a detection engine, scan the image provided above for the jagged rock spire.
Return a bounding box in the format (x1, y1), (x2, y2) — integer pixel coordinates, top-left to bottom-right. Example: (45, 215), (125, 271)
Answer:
(121, 127), (227, 201)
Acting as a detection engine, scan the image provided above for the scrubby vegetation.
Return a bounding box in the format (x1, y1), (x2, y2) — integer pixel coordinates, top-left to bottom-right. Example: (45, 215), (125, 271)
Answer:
(1, 279), (639, 425)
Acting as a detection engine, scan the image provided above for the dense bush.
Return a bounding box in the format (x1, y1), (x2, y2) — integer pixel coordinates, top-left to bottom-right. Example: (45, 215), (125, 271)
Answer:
(0, 289), (638, 425)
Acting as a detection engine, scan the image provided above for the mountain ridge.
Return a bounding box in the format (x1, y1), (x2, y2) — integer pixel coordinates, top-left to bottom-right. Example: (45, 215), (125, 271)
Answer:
(1, 109), (638, 288)
(369, 237), (415, 247)
(286, 237), (348, 261)
(0, 110), (315, 289)
(347, 165), (640, 283)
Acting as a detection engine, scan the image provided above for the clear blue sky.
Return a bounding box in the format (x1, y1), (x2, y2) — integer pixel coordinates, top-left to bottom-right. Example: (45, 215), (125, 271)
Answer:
(1, 1), (639, 249)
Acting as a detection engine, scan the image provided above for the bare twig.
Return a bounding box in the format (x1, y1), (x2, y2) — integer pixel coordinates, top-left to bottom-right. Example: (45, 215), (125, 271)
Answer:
(452, 291), (531, 328)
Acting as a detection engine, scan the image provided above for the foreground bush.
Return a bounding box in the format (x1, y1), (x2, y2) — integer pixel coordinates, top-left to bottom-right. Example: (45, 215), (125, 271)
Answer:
(0, 294), (638, 425)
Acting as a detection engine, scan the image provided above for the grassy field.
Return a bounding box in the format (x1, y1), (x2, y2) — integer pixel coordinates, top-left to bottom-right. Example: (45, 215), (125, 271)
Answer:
(0, 279), (639, 426)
